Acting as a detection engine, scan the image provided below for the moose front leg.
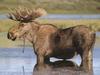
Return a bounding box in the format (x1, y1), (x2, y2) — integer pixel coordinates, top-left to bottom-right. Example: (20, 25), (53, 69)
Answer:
(36, 53), (51, 70)
(37, 54), (45, 65)
(37, 55), (50, 64)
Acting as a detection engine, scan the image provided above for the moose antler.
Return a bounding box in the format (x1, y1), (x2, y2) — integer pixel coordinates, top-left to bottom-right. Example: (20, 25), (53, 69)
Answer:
(8, 7), (47, 22)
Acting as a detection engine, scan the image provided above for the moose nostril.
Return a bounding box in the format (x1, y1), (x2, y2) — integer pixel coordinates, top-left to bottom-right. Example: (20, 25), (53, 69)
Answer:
(7, 32), (12, 39)
(7, 33), (10, 39)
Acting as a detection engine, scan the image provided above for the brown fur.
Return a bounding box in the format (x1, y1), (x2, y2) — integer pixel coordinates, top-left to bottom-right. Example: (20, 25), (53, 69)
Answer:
(7, 21), (95, 71)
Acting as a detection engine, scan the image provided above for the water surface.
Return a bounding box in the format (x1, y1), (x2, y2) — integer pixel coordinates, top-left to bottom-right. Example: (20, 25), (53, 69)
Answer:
(0, 14), (100, 20)
(0, 33), (99, 75)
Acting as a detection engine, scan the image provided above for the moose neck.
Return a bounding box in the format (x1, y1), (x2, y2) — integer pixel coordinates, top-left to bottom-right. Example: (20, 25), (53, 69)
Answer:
(25, 21), (39, 44)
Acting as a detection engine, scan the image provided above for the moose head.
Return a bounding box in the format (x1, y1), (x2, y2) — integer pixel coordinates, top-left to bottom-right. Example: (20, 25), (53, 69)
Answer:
(7, 7), (47, 41)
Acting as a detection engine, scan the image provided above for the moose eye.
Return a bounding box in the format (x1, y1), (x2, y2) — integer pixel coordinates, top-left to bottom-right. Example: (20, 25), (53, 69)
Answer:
(20, 23), (25, 27)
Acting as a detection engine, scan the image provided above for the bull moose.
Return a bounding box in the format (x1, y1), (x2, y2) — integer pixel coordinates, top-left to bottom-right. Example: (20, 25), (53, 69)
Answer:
(7, 7), (95, 71)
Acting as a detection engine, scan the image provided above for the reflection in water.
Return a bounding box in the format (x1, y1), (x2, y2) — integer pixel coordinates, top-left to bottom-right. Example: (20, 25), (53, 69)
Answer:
(33, 60), (93, 75)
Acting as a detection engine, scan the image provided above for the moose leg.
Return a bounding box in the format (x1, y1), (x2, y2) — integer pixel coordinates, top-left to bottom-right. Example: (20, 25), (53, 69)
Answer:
(36, 55), (51, 70)
(36, 52), (50, 65)
(44, 57), (50, 63)
(80, 48), (93, 72)
(37, 54), (45, 65)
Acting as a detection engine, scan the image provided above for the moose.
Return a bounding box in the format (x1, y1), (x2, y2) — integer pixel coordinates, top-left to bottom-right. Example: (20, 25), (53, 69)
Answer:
(7, 7), (95, 71)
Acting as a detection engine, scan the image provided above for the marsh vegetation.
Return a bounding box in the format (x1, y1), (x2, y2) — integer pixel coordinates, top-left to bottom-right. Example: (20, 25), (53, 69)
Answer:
(0, 0), (100, 14)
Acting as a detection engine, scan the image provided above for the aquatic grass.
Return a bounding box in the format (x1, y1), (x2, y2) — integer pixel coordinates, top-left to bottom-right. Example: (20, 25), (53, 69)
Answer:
(0, 19), (100, 32)
(37, 19), (100, 32)
(0, 19), (17, 32)
(0, 0), (100, 14)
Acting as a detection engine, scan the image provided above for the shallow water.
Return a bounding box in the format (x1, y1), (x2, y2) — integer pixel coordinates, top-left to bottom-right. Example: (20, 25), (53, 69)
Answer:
(0, 47), (99, 75)
(41, 14), (100, 20)
(0, 14), (100, 20)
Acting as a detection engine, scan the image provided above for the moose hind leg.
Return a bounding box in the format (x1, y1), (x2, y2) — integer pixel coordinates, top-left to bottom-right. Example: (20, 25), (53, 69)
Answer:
(80, 47), (93, 72)
(80, 34), (95, 72)
(44, 57), (50, 63)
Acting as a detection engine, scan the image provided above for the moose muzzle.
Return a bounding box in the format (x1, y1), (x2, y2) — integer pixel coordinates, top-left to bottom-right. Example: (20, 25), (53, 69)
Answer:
(7, 32), (16, 41)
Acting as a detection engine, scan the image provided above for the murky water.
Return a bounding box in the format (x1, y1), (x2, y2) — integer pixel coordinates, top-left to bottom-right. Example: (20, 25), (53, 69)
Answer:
(0, 32), (99, 75)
